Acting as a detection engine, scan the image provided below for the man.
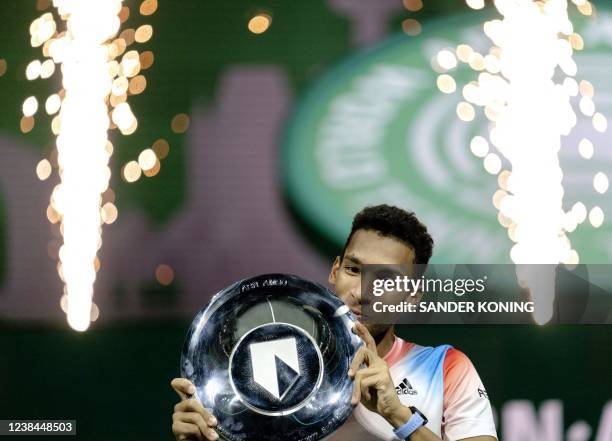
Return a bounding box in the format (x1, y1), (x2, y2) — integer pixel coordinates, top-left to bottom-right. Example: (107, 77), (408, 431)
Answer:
(171, 205), (497, 440)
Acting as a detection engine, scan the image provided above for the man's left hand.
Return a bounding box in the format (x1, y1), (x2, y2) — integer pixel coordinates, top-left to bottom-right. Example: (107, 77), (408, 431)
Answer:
(349, 322), (412, 429)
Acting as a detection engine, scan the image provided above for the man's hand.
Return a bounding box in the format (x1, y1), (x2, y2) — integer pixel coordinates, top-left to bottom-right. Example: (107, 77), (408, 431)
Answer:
(171, 378), (219, 441)
(349, 322), (412, 429)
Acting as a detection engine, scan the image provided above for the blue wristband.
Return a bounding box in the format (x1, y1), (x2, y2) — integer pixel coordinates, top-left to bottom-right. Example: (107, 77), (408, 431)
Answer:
(393, 411), (425, 440)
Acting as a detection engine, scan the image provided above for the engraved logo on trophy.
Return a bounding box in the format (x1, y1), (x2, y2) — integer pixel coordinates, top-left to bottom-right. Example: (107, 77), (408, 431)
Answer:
(249, 337), (301, 401)
(229, 323), (324, 415)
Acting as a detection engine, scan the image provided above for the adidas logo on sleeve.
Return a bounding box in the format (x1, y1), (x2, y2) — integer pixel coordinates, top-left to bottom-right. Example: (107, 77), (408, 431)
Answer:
(395, 378), (418, 396)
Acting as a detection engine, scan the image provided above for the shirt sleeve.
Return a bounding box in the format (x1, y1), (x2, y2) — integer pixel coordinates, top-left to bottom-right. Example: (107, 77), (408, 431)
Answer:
(441, 348), (498, 440)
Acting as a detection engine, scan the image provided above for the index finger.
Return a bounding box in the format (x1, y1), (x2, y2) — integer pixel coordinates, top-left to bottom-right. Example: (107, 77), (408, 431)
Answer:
(353, 322), (377, 352)
(174, 400), (217, 426)
(349, 347), (371, 376)
(171, 377), (196, 401)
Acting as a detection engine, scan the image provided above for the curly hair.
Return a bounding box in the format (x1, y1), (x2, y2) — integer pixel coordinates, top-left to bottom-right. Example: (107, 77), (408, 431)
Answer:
(341, 204), (434, 264)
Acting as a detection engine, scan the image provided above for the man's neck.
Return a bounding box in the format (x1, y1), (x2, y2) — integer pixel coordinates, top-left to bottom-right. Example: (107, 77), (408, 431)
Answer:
(375, 325), (396, 358)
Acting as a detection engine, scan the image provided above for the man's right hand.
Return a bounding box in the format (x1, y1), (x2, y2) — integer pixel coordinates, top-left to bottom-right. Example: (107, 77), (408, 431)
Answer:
(171, 378), (219, 441)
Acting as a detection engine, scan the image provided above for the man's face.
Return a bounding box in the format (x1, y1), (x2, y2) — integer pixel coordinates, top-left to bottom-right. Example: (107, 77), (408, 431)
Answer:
(328, 229), (415, 338)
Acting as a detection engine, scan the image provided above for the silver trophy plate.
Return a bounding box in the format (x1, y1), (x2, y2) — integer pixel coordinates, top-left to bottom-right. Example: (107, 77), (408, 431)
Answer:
(181, 274), (362, 441)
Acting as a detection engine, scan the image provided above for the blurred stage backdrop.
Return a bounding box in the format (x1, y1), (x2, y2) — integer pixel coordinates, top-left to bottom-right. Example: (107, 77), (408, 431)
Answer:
(1, 0), (611, 440)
